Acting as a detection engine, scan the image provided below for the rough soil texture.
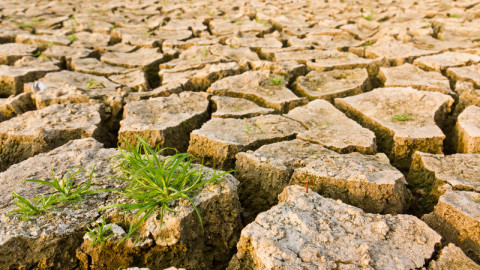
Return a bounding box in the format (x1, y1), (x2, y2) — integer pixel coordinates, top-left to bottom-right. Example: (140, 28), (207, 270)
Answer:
(119, 92), (210, 153)
(0, 138), (120, 269)
(285, 99), (376, 154)
(228, 185), (441, 270)
(422, 190), (480, 264)
(428, 243), (480, 270)
(335, 87), (454, 170)
(2, 0), (480, 268)
(408, 151), (480, 214)
(0, 103), (105, 171)
(455, 105), (480, 153)
(77, 165), (242, 270)
(188, 115), (306, 169)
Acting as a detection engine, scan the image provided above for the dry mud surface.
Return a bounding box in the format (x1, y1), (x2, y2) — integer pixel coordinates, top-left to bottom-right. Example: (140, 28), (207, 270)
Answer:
(1, 0), (480, 269)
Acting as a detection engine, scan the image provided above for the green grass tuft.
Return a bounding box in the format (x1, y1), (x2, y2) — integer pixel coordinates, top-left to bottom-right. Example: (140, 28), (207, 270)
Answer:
(269, 75), (284, 85)
(100, 135), (233, 243)
(392, 112), (414, 122)
(87, 217), (115, 248)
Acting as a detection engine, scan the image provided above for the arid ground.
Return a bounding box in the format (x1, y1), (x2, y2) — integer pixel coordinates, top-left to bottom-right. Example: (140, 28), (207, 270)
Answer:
(1, 0), (480, 269)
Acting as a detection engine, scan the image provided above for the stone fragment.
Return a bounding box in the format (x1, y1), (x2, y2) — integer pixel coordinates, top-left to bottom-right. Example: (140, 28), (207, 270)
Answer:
(0, 56), (60, 96)
(211, 96), (274, 119)
(70, 58), (133, 76)
(0, 92), (34, 122)
(70, 32), (110, 49)
(188, 115), (306, 169)
(335, 87), (454, 170)
(414, 52), (480, 72)
(224, 37), (282, 50)
(0, 26), (29, 43)
(0, 103), (105, 171)
(422, 190), (480, 264)
(0, 138), (120, 270)
(408, 151), (480, 213)
(235, 140), (332, 221)
(292, 152), (410, 214)
(306, 50), (374, 72)
(249, 60), (307, 82)
(428, 243), (480, 270)
(456, 105), (480, 153)
(379, 64), (452, 95)
(454, 81), (480, 116)
(293, 69), (371, 102)
(15, 33), (71, 46)
(42, 45), (96, 67)
(361, 39), (436, 65)
(207, 71), (307, 113)
(0, 43), (38, 65)
(447, 64), (480, 87)
(24, 71), (122, 129)
(209, 18), (271, 36)
(101, 47), (166, 84)
(77, 165), (242, 270)
(286, 99), (376, 154)
(119, 92), (209, 153)
(108, 69), (150, 92)
(228, 185), (441, 270)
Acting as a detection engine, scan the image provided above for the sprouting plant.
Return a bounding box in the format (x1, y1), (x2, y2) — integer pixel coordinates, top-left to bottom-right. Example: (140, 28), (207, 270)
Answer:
(363, 41), (373, 48)
(33, 51), (53, 61)
(86, 217), (115, 248)
(448, 13), (460, 18)
(100, 135), (233, 243)
(244, 124), (263, 142)
(19, 22), (35, 30)
(86, 78), (106, 89)
(8, 167), (99, 220)
(269, 75), (284, 85)
(26, 167), (98, 204)
(207, 10), (216, 17)
(362, 11), (374, 21)
(235, 20), (243, 26)
(8, 192), (58, 220)
(67, 34), (78, 42)
(473, 197), (480, 204)
(199, 45), (209, 62)
(392, 111), (414, 122)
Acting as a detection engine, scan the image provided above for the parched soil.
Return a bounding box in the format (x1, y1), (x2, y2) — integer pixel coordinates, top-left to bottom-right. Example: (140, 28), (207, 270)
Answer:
(1, 0), (480, 269)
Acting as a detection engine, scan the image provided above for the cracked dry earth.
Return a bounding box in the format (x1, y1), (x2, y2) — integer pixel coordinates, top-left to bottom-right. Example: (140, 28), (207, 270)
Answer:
(1, 0), (480, 269)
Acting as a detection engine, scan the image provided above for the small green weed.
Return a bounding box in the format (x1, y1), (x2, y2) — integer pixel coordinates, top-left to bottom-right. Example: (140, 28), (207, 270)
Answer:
(26, 167), (97, 204)
(269, 75), (284, 85)
(100, 135), (233, 243)
(87, 217), (115, 248)
(392, 112), (414, 122)
(244, 124), (263, 142)
(362, 41), (373, 48)
(86, 78), (106, 89)
(67, 34), (78, 42)
(362, 11), (374, 21)
(8, 167), (99, 220)
(9, 192), (58, 219)
(448, 13), (460, 18)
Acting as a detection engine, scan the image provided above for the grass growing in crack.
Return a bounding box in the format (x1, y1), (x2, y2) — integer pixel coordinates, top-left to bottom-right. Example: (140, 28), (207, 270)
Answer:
(269, 75), (284, 85)
(100, 135), (233, 243)
(27, 167), (98, 204)
(9, 192), (58, 219)
(87, 217), (115, 248)
(8, 167), (99, 220)
(362, 11), (374, 21)
(392, 111), (414, 122)
(244, 124), (263, 142)
(86, 78), (106, 89)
